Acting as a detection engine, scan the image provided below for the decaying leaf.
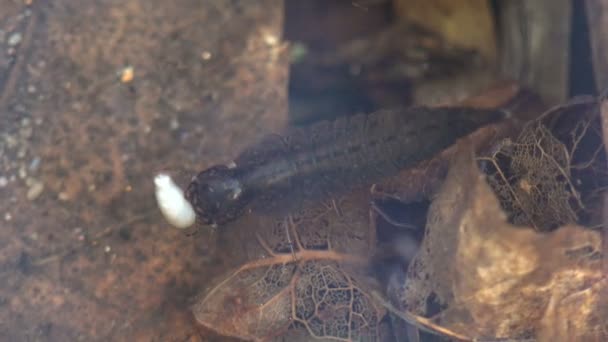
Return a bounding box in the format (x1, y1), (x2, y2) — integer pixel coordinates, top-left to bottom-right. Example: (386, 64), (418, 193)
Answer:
(482, 122), (580, 230)
(483, 96), (607, 230)
(399, 143), (605, 340)
(193, 190), (385, 341)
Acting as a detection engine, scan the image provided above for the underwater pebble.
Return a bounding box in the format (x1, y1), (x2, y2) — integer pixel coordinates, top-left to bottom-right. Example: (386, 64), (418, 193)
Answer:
(26, 180), (44, 200)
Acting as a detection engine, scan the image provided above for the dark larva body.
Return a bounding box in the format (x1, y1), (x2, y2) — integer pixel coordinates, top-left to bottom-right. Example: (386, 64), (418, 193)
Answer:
(186, 107), (505, 226)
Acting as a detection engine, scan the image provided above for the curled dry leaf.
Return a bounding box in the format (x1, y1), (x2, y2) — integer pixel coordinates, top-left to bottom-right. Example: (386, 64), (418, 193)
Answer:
(193, 189), (386, 341)
(399, 143), (605, 340)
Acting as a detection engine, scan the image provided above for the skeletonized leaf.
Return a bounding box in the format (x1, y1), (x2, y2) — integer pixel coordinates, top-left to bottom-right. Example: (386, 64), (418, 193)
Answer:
(193, 190), (385, 341)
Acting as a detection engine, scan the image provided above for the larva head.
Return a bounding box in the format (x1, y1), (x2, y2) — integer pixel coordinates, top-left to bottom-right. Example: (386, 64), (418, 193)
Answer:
(185, 165), (248, 226)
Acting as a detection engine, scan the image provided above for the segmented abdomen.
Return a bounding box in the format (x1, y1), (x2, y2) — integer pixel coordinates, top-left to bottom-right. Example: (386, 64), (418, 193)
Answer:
(236, 107), (504, 202)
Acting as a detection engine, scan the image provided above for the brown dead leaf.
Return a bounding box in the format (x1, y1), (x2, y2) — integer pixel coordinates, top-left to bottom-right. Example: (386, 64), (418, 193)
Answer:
(399, 143), (605, 340)
(193, 190), (386, 341)
(484, 96), (607, 230)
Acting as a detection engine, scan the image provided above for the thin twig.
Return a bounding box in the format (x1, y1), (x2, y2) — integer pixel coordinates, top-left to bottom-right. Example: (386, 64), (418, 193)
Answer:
(371, 291), (472, 341)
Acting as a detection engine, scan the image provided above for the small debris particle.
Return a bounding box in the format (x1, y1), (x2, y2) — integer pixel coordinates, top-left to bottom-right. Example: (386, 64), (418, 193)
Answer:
(7, 32), (22, 46)
(20, 126), (32, 139)
(5, 135), (17, 148)
(0, 176), (7, 187)
(4, 212), (12, 221)
(17, 146), (27, 158)
(30, 232), (38, 241)
(73, 228), (86, 241)
(290, 42), (308, 63)
(29, 157), (41, 172)
(118, 228), (131, 241)
(120, 66), (134, 83)
(170, 117), (179, 130)
(27, 85), (36, 94)
(17, 252), (31, 274)
(15, 104), (26, 113)
(263, 33), (278, 46)
(201, 51), (212, 60)
(18, 166), (27, 179)
(104, 245), (111, 253)
(58, 192), (70, 201)
(124, 185), (132, 192)
(26, 180), (44, 200)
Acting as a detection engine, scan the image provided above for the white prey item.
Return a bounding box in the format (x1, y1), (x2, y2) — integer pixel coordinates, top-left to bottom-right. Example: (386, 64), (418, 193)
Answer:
(154, 173), (196, 229)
